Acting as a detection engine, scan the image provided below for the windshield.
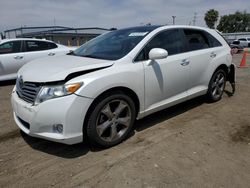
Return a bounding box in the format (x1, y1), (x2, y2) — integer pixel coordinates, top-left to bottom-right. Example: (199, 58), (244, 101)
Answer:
(71, 26), (159, 60)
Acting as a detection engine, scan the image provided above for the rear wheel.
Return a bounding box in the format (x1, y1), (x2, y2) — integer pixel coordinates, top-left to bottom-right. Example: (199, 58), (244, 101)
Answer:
(86, 92), (136, 147)
(207, 69), (226, 102)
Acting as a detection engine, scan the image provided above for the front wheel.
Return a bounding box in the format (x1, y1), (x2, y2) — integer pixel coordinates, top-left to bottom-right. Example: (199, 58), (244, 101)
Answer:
(86, 92), (136, 147)
(207, 69), (226, 102)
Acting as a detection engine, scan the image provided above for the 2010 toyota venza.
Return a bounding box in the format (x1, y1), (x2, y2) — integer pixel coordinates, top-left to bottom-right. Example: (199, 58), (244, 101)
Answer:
(11, 25), (235, 147)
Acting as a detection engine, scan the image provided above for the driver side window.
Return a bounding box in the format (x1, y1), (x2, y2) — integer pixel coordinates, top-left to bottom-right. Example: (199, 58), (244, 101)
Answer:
(135, 29), (185, 61)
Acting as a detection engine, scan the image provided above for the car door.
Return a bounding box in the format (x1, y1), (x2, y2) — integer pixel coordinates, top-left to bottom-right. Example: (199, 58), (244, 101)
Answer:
(135, 29), (189, 113)
(23, 40), (58, 63)
(182, 29), (223, 97)
(0, 40), (26, 80)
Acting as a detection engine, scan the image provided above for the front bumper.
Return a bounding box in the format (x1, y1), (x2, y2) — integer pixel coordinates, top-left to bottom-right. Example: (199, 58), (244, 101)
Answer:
(11, 89), (93, 145)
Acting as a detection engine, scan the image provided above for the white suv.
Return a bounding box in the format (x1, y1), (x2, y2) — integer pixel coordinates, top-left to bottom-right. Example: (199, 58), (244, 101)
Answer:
(11, 25), (235, 147)
(0, 38), (75, 81)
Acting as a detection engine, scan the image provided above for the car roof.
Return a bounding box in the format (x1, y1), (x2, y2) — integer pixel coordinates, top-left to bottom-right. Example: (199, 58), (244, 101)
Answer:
(0, 38), (55, 44)
(118, 25), (215, 34)
(158, 25), (214, 31)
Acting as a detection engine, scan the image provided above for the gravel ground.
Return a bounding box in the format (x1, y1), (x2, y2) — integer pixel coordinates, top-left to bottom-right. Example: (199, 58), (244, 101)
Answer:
(0, 54), (249, 188)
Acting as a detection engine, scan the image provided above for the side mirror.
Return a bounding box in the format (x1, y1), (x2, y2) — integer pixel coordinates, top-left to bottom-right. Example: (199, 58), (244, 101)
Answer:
(149, 48), (168, 60)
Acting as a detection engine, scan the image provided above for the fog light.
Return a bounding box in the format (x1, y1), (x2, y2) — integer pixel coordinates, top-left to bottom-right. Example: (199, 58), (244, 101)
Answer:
(53, 124), (63, 133)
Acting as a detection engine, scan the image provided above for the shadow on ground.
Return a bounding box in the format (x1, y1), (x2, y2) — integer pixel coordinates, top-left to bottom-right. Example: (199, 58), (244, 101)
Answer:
(21, 96), (206, 158)
(134, 96), (205, 132)
(0, 80), (16, 86)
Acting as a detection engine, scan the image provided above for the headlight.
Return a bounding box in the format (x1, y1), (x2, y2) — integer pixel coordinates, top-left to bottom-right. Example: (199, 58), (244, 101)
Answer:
(35, 82), (83, 105)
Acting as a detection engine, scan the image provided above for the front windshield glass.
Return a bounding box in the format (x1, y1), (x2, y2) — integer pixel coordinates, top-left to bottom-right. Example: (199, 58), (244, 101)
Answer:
(72, 26), (159, 60)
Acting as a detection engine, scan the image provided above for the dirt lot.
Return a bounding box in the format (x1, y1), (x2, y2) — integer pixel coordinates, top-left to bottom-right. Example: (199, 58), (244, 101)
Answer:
(0, 54), (249, 188)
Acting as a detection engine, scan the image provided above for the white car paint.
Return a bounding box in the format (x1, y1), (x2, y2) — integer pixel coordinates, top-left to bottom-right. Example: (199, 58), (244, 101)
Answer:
(11, 25), (233, 145)
(0, 38), (76, 81)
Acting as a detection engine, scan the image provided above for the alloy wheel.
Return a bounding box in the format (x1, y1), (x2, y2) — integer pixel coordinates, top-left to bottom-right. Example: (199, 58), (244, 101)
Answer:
(211, 72), (225, 99)
(96, 99), (132, 142)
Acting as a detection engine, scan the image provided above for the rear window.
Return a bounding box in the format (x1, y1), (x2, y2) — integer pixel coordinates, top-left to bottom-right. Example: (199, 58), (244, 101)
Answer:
(232, 41), (240, 45)
(204, 32), (222, 47)
(25, 41), (57, 52)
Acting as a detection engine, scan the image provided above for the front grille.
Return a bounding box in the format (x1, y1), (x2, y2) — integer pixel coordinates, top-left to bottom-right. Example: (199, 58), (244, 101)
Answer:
(16, 77), (41, 104)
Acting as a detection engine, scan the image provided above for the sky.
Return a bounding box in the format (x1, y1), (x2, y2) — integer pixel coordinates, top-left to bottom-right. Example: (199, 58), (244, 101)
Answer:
(0, 0), (250, 33)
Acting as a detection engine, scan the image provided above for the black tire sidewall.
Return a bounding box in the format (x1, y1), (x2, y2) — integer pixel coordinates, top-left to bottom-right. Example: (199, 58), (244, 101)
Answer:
(87, 92), (136, 147)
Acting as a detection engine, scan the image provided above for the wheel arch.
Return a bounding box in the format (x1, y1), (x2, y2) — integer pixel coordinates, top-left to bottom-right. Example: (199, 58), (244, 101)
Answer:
(214, 64), (229, 80)
(82, 86), (140, 137)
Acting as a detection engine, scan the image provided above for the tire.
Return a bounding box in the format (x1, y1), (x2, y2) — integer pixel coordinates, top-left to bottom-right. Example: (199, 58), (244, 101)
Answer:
(207, 69), (226, 102)
(86, 92), (136, 147)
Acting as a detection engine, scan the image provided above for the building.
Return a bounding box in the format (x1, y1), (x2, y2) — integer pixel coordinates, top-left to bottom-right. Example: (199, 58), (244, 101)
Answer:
(3, 26), (112, 46)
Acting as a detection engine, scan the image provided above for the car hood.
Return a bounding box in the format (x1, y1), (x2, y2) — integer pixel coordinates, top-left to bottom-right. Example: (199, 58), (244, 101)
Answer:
(19, 55), (114, 82)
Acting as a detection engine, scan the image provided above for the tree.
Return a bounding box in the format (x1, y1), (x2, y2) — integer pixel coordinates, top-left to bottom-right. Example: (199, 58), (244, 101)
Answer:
(217, 11), (250, 33)
(204, 9), (219, 29)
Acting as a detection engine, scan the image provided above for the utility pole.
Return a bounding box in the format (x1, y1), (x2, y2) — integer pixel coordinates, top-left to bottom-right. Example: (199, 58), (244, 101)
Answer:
(53, 17), (56, 27)
(172, 16), (176, 25)
(193, 12), (197, 26)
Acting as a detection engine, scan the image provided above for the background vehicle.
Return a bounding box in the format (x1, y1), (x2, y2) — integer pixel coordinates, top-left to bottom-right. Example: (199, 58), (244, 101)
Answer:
(0, 38), (75, 81)
(231, 37), (250, 49)
(230, 40), (244, 53)
(11, 26), (235, 147)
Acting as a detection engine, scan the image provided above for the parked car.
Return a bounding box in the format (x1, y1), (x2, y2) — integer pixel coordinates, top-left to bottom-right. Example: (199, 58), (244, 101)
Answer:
(0, 38), (75, 81)
(11, 25), (235, 147)
(230, 40), (244, 53)
(232, 37), (250, 48)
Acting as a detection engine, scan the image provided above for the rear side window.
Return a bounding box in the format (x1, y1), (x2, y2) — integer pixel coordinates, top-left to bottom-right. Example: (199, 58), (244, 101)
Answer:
(47, 42), (57, 49)
(232, 41), (240, 45)
(25, 41), (57, 52)
(135, 29), (185, 61)
(204, 32), (222, 47)
(0, 41), (22, 54)
(183, 29), (209, 51)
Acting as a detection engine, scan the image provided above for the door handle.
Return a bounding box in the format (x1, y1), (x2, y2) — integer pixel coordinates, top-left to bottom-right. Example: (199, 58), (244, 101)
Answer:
(48, 52), (55, 56)
(181, 59), (190, 66)
(210, 52), (217, 58)
(14, 56), (23, 60)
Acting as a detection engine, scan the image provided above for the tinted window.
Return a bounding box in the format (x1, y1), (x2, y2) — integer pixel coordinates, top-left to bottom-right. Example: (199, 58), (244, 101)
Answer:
(232, 41), (240, 45)
(47, 42), (57, 49)
(25, 41), (57, 52)
(184, 29), (209, 51)
(238, 38), (246, 41)
(135, 29), (185, 61)
(204, 32), (222, 47)
(0, 41), (22, 54)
